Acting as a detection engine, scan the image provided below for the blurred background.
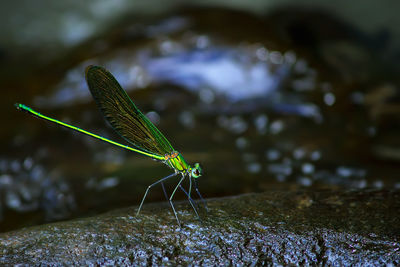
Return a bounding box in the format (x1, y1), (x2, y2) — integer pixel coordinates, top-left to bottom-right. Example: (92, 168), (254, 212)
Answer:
(1, 0), (399, 232)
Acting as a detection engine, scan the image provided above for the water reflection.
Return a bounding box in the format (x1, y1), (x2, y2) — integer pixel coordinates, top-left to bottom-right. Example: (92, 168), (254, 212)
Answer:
(0, 157), (75, 222)
(36, 35), (322, 122)
(145, 47), (287, 101)
(86, 176), (120, 191)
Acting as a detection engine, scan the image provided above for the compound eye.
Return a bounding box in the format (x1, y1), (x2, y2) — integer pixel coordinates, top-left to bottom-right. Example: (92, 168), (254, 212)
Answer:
(191, 164), (202, 178)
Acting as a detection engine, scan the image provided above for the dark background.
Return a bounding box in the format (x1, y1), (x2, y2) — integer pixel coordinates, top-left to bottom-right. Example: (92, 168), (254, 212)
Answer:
(1, 1), (399, 232)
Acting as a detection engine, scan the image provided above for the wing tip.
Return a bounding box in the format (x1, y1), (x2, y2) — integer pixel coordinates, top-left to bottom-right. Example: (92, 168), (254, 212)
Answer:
(85, 65), (96, 79)
(85, 65), (110, 83)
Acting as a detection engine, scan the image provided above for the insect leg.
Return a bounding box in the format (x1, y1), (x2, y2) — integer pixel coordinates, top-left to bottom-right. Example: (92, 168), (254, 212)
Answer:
(161, 182), (169, 200)
(169, 174), (185, 226)
(188, 173), (193, 198)
(179, 184), (201, 220)
(194, 178), (208, 212)
(136, 172), (178, 216)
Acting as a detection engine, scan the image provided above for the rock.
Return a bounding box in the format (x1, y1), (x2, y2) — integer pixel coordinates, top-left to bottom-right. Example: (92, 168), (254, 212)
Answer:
(1, 189), (399, 265)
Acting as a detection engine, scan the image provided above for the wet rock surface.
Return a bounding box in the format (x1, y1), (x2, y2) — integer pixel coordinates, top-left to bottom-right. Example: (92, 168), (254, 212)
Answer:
(1, 189), (399, 265)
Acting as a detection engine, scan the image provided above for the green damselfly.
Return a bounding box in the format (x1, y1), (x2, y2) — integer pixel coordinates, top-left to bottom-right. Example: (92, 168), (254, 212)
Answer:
(15, 65), (206, 226)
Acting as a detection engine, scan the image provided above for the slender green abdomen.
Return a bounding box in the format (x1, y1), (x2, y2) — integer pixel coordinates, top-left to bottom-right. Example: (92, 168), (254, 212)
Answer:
(14, 103), (165, 160)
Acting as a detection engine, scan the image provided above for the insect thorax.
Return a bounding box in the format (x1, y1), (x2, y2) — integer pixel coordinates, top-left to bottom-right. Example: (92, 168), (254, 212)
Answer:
(164, 151), (190, 172)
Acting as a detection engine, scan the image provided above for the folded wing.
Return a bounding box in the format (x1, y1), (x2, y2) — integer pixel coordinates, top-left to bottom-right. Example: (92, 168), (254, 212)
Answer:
(85, 65), (174, 157)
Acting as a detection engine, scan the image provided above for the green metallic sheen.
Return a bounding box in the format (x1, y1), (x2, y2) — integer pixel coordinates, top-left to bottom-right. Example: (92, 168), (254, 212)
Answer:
(15, 65), (205, 226)
(165, 152), (190, 172)
(15, 103), (164, 160)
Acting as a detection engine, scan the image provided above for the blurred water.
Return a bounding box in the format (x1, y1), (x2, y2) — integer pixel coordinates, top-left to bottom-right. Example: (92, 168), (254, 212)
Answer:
(0, 157), (76, 222)
(36, 45), (291, 106)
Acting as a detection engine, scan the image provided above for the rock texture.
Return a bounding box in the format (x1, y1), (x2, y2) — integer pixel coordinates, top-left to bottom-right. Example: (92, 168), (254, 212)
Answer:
(1, 189), (399, 265)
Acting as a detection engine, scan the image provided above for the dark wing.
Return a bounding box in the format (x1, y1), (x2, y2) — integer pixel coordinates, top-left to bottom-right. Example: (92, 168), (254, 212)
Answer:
(85, 65), (174, 156)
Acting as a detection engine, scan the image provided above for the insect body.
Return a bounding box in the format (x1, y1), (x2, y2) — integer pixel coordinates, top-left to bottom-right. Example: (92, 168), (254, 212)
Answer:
(15, 65), (206, 226)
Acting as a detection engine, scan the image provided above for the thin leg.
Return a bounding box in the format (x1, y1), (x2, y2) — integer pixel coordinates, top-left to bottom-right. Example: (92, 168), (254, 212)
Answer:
(136, 172), (178, 216)
(161, 182), (169, 200)
(179, 184), (201, 220)
(194, 178), (208, 212)
(169, 175), (185, 226)
(188, 175), (193, 198)
(180, 182), (200, 209)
